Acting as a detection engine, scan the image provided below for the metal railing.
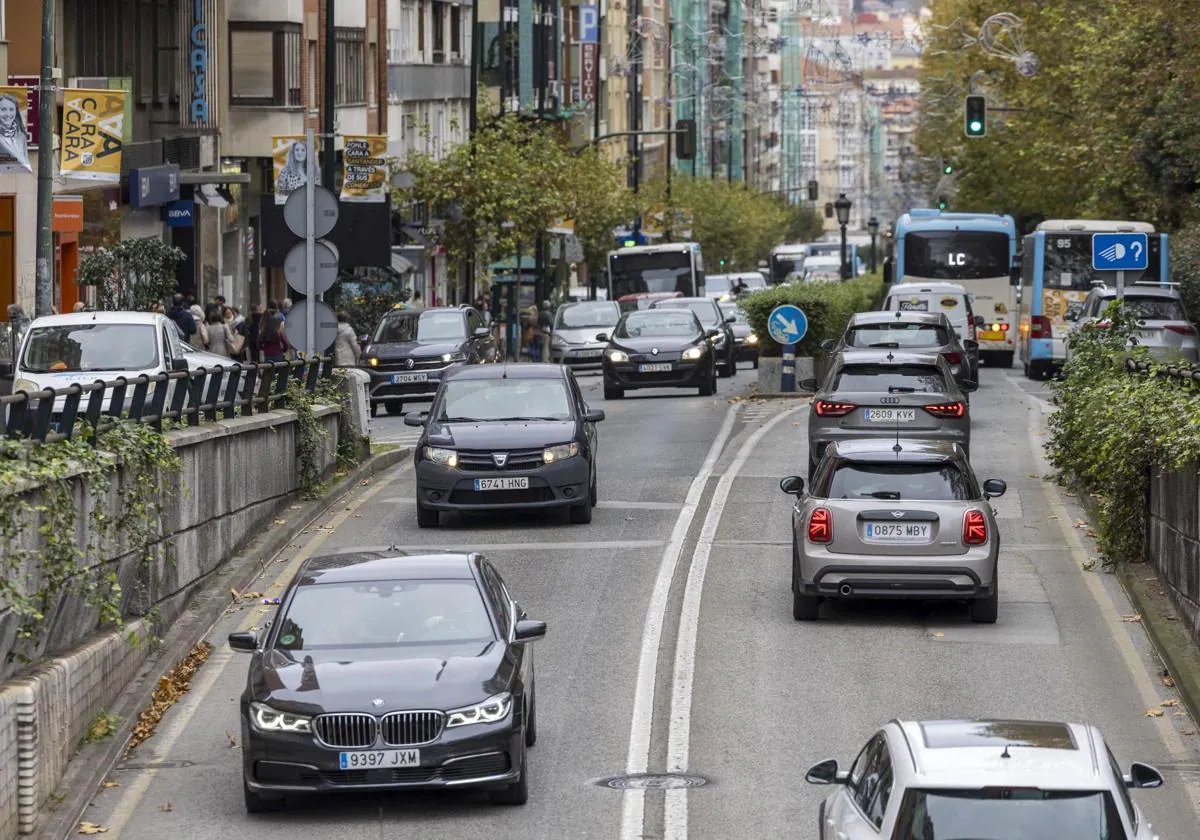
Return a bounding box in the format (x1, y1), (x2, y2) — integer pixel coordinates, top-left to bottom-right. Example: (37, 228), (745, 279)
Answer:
(1124, 357), (1200, 382)
(1, 356), (333, 444)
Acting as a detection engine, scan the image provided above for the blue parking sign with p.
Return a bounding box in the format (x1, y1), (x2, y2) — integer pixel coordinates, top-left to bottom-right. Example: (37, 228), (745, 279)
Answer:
(579, 5), (599, 43)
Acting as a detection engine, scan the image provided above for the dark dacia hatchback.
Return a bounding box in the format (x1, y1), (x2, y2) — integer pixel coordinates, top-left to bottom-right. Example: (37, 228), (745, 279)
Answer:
(363, 306), (500, 416)
(404, 364), (605, 527)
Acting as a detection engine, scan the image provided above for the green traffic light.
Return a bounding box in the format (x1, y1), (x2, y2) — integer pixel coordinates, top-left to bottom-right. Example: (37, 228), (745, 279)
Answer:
(623, 239), (636, 247)
(943, 164), (953, 174)
(969, 120), (983, 133)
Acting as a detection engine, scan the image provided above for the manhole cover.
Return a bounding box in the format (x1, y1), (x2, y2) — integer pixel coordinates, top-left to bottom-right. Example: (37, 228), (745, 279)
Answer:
(117, 760), (194, 771)
(594, 773), (709, 790)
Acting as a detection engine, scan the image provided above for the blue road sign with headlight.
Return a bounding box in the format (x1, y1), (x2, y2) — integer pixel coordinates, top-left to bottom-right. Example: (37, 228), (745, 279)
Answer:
(1092, 233), (1148, 271)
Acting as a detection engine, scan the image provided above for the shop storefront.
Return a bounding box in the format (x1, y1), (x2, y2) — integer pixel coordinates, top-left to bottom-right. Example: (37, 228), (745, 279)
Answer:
(52, 196), (84, 311)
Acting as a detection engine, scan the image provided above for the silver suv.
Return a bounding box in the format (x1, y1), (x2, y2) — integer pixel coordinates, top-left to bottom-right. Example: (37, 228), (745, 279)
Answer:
(806, 718), (1165, 840)
(1065, 283), (1198, 364)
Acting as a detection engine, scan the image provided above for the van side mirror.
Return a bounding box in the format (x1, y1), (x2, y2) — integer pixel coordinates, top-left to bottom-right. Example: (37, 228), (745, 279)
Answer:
(1010, 267), (1021, 286)
(403, 411), (428, 427)
(171, 358), (190, 372)
(1125, 762), (1164, 789)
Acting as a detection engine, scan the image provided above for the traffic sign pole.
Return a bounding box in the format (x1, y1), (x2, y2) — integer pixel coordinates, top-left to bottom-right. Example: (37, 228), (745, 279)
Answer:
(780, 343), (796, 393)
(1116, 270), (1124, 304)
(305, 128), (316, 358)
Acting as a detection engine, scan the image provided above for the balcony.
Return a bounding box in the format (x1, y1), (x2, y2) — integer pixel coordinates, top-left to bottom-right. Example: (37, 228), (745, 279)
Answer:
(388, 64), (471, 103)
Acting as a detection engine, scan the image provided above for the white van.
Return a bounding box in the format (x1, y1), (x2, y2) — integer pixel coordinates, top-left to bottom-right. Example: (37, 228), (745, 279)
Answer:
(881, 282), (982, 378)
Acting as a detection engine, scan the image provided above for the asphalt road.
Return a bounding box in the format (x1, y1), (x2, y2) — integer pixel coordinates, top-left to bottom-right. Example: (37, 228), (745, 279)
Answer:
(79, 362), (1200, 839)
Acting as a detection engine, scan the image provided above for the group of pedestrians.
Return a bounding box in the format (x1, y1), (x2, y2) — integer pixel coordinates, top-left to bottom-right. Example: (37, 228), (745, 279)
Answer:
(163, 294), (297, 364)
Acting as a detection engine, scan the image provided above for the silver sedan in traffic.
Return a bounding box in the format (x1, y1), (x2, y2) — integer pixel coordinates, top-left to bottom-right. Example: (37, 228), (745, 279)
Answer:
(780, 439), (1005, 623)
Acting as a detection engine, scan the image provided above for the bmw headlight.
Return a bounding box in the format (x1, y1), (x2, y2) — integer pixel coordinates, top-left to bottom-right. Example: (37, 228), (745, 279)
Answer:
(605, 349), (628, 363)
(746, 333), (759, 344)
(446, 692), (512, 728)
(681, 346), (704, 361)
(423, 446), (458, 467)
(543, 442), (579, 463)
(442, 352), (467, 363)
(249, 702), (312, 733)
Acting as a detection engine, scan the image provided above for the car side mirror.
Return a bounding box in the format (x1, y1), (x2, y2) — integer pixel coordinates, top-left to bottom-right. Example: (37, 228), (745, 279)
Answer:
(595, 333), (609, 342)
(799, 377), (819, 392)
(706, 328), (721, 339)
(513, 619), (547, 643)
(1125, 762), (1164, 789)
(358, 334), (370, 343)
(805, 759), (848, 785)
(583, 409), (606, 423)
(228, 631), (258, 652)
(820, 338), (836, 352)
(983, 478), (1007, 499)
(973, 315), (985, 328)
(779, 475), (805, 495)
(403, 411), (428, 427)
(171, 358), (190, 372)
(960, 380), (978, 393)
(474, 326), (490, 337)
(963, 339), (979, 351)
(725, 315), (736, 323)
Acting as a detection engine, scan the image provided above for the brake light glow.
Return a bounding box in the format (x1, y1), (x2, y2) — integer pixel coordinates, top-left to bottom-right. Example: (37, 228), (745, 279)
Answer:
(924, 402), (965, 418)
(1166, 324), (1195, 335)
(808, 508), (833, 544)
(1029, 315), (1052, 339)
(814, 400), (856, 417)
(963, 510), (987, 545)
(944, 351), (962, 365)
(1000, 322), (1010, 332)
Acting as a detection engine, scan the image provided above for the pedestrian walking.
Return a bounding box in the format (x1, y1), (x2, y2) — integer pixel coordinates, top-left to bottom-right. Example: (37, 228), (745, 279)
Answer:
(246, 305), (264, 363)
(190, 304), (208, 349)
(167, 294), (196, 342)
(333, 311), (362, 367)
(259, 306), (291, 362)
(204, 309), (238, 359)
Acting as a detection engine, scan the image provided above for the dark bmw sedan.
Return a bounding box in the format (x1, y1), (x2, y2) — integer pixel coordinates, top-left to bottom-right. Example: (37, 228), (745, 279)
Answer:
(405, 364), (605, 527)
(599, 309), (718, 399)
(230, 550), (546, 811)
(363, 306), (500, 416)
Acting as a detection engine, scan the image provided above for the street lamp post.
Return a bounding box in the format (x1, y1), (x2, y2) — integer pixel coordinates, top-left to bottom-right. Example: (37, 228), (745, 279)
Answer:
(834, 194), (852, 280)
(867, 216), (880, 274)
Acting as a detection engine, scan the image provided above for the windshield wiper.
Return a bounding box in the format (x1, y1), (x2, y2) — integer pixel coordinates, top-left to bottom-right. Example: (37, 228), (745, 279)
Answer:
(867, 341), (901, 348)
(888, 386), (917, 394)
(488, 416), (564, 422)
(439, 416), (482, 423)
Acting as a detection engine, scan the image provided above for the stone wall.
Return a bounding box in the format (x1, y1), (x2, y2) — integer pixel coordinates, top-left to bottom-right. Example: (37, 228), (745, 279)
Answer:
(1146, 463), (1200, 646)
(0, 404), (341, 838)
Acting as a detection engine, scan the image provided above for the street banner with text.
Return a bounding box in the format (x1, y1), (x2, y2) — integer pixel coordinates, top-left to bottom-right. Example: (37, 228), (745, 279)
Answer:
(60, 88), (126, 182)
(340, 135), (388, 203)
(272, 135), (317, 205)
(581, 44), (598, 103)
(0, 86), (33, 173)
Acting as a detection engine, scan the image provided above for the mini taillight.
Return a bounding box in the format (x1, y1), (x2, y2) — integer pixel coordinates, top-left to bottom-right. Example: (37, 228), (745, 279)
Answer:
(1166, 324), (1195, 335)
(944, 351), (962, 364)
(924, 402), (965, 418)
(814, 400), (856, 417)
(963, 510), (987, 545)
(808, 508), (833, 544)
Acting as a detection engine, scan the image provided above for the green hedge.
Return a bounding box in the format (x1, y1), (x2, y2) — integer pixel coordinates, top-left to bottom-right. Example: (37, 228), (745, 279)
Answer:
(739, 273), (884, 358)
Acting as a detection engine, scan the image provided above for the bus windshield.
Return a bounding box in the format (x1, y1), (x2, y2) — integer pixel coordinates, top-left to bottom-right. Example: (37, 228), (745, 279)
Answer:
(609, 251), (695, 298)
(1041, 232), (1162, 291)
(903, 231), (1009, 280)
(771, 254), (805, 283)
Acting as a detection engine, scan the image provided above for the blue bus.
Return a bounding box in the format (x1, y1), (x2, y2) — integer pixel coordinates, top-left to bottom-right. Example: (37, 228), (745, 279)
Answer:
(769, 242), (865, 284)
(1019, 219), (1169, 379)
(607, 242), (706, 300)
(890, 209), (1020, 367)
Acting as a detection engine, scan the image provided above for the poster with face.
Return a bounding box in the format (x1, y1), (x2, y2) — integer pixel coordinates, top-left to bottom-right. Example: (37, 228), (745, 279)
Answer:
(0, 87), (33, 173)
(273, 136), (320, 205)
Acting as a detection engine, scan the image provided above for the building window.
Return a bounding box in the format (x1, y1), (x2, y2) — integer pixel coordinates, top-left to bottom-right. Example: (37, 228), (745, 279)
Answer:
(387, 28), (403, 64)
(335, 28), (366, 105)
(229, 24), (302, 107)
(418, 1), (426, 55)
(367, 44), (377, 104)
(450, 5), (462, 60)
(400, 1), (418, 62)
(307, 41), (318, 111)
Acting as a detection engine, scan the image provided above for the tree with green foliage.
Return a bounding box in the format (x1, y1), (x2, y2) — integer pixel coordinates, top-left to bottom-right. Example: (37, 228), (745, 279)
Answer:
(78, 237), (186, 311)
(563, 149), (637, 275)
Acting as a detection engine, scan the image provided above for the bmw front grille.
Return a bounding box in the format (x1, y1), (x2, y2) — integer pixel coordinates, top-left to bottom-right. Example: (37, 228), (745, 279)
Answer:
(381, 711), (445, 746)
(313, 713), (377, 748)
(312, 710), (447, 748)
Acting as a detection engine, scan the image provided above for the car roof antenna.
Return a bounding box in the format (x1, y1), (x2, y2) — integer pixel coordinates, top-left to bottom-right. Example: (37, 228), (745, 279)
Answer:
(893, 419), (902, 453)
(1001, 744), (1013, 759)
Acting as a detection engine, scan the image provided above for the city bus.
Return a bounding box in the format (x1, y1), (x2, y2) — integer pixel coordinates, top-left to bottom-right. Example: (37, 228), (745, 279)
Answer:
(1018, 219), (1169, 380)
(607, 242), (706, 300)
(769, 242), (864, 284)
(891, 209), (1019, 367)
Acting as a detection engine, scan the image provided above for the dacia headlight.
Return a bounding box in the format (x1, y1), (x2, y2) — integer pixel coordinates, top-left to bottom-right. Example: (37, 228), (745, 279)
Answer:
(249, 702), (312, 733)
(367, 356), (379, 367)
(423, 446), (458, 467)
(605, 349), (628, 362)
(746, 333), (759, 344)
(442, 352), (467, 363)
(543, 442), (579, 463)
(681, 346), (704, 361)
(446, 692), (512, 728)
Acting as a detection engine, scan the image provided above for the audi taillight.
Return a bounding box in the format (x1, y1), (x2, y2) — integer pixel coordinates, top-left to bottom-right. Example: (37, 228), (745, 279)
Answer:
(1029, 315), (1052, 339)
(814, 400), (856, 417)
(808, 507), (833, 544)
(924, 402), (965, 418)
(1166, 324), (1195, 335)
(944, 351), (962, 365)
(963, 510), (987, 545)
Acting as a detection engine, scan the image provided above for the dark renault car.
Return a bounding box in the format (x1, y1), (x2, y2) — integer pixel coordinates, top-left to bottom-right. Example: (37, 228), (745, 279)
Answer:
(599, 309), (719, 399)
(364, 306), (500, 416)
(649, 296), (738, 377)
(230, 551), (546, 811)
(405, 364), (605, 527)
(719, 302), (760, 369)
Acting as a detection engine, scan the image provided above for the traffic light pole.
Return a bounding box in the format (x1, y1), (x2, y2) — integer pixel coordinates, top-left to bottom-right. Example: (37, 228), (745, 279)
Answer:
(575, 128), (689, 152)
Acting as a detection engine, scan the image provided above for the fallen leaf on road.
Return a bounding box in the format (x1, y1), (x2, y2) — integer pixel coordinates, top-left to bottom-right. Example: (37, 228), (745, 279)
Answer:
(226, 730), (238, 748)
(78, 823), (107, 834)
(1120, 614), (1142, 623)
(1161, 699), (1179, 707)
(1145, 708), (1165, 717)
(158, 802), (173, 812)
(1183, 729), (1195, 736)
(1065, 491), (1077, 497)
(1162, 673), (1176, 687)
(272, 519), (287, 525)
(930, 632), (944, 638)
(127, 640), (213, 752)
(354, 514), (363, 518)
(101, 781), (119, 789)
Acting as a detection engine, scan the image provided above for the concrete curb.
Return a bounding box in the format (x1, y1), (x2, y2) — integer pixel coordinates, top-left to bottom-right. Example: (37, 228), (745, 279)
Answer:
(43, 447), (412, 840)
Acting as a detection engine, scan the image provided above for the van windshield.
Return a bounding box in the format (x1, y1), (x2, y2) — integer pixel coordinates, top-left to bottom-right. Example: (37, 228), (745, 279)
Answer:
(21, 323), (159, 373)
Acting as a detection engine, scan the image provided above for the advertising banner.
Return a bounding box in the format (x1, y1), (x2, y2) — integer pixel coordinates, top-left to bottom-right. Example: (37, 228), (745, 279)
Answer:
(340, 135), (388, 203)
(272, 135), (317, 205)
(581, 44), (598, 103)
(0, 86), (33, 173)
(5, 77), (40, 146)
(60, 89), (126, 182)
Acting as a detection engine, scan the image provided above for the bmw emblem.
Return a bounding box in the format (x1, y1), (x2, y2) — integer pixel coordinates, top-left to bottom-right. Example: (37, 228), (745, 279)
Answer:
(651, 348), (659, 355)
(372, 698), (385, 707)
(405, 358), (415, 369)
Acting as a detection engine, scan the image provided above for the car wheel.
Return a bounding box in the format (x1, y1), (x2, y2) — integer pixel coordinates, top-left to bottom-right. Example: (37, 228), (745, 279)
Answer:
(490, 753), (529, 805)
(699, 374), (716, 396)
(416, 502), (440, 529)
(370, 401), (379, 418)
(752, 357), (759, 370)
(243, 777), (284, 813)
(525, 684), (538, 748)
(996, 351), (1014, 368)
(718, 360), (731, 378)
(589, 471), (598, 507)
(568, 496), (593, 524)
(793, 590), (820, 621)
(384, 401), (405, 417)
(971, 578), (999, 624)
(603, 384), (624, 400)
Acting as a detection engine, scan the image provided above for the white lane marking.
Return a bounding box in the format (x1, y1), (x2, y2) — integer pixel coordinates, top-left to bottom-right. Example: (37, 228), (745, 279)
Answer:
(1011, 378), (1200, 816)
(98, 463), (406, 835)
(620, 403), (741, 840)
(663, 405), (807, 840)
